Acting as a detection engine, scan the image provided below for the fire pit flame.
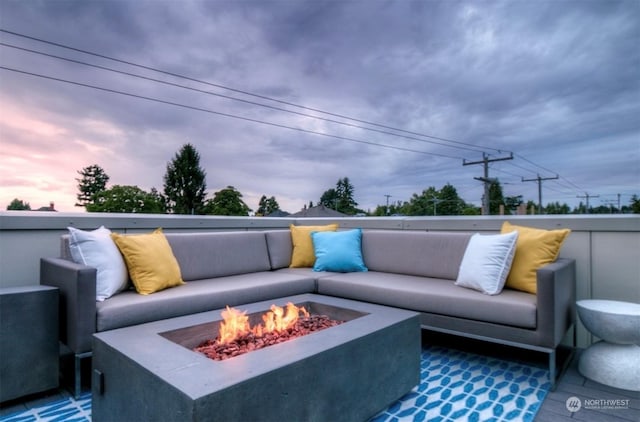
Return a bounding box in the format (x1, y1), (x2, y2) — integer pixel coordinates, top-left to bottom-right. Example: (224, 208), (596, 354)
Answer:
(218, 302), (309, 345)
(194, 302), (346, 361)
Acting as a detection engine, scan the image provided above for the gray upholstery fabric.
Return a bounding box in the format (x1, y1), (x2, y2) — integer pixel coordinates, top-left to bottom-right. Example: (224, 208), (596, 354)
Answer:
(535, 258), (576, 348)
(96, 272), (315, 332)
(264, 230), (292, 269)
(165, 232), (271, 281)
(272, 267), (336, 278)
(41, 229), (575, 364)
(40, 257), (97, 354)
(362, 231), (472, 280)
(318, 272), (537, 329)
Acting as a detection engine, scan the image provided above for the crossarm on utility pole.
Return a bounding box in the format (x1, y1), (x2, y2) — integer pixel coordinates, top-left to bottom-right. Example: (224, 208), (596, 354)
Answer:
(463, 152), (513, 215)
(522, 174), (559, 214)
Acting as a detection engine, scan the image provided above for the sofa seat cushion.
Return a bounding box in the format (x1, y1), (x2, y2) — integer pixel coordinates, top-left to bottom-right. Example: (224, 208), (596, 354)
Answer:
(317, 272), (537, 329)
(271, 267), (339, 285)
(96, 272), (315, 332)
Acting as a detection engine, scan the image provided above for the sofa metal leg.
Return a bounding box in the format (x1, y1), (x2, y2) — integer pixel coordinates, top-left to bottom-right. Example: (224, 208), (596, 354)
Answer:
(73, 352), (92, 399)
(549, 344), (576, 392)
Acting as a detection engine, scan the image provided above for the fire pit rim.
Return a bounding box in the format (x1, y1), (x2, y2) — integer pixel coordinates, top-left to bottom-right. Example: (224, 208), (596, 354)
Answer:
(93, 294), (419, 398)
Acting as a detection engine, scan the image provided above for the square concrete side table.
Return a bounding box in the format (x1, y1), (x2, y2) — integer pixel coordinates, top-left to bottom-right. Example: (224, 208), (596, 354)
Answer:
(0, 285), (59, 402)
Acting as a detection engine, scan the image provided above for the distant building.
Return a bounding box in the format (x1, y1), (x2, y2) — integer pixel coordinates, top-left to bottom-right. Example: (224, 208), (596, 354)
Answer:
(265, 210), (291, 217)
(291, 204), (346, 217)
(36, 202), (57, 212)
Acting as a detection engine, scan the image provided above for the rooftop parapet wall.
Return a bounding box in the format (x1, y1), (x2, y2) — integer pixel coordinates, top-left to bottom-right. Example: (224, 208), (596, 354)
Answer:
(1, 212), (638, 348)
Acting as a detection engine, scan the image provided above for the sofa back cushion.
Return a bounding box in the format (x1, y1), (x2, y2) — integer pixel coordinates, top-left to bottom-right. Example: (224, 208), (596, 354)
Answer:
(264, 230), (293, 269)
(165, 231), (271, 281)
(362, 230), (472, 280)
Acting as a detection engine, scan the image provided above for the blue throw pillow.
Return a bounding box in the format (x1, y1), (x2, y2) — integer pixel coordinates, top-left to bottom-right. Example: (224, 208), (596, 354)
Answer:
(311, 229), (368, 272)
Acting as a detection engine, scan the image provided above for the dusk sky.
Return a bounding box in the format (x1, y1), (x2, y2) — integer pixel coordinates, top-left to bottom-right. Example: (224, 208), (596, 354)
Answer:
(1, 0), (638, 213)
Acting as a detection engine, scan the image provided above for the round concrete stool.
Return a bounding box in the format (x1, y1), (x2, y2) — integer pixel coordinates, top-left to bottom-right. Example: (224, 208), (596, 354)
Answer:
(576, 300), (640, 391)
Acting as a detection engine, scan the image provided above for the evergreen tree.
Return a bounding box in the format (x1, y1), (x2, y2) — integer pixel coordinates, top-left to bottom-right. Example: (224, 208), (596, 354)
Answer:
(488, 180), (505, 215)
(320, 177), (358, 214)
(203, 186), (251, 216)
(163, 143), (207, 214)
(319, 188), (338, 210)
(336, 177), (358, 214)
(76, 164), (109, 209)
(7, 198), (31, 210)
(573, 201), (588, 214)
(256, 195), (281, 216)
(545, 202), (571, 214)
(630, 195), (640, 214)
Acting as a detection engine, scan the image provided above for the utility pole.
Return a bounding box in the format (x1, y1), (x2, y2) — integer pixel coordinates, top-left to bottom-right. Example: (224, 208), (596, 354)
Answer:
(384, 194), (392, 216)
(463, 152), (513, 215)
(577, 192), (599, 213)
(522, 174), (559, 214)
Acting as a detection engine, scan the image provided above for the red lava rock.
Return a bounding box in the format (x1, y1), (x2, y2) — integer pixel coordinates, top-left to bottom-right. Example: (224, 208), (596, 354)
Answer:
(193, 315), (344, 361)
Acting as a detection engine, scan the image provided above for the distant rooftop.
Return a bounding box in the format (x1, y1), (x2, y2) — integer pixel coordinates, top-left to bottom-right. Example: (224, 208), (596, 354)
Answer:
(290, 205), (346, 218)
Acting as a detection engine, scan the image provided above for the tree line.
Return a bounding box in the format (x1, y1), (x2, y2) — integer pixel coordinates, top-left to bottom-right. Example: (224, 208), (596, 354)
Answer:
(371, 183), (640, 216)
(6, 143), (640, 215)
(73, 144), (253, 215)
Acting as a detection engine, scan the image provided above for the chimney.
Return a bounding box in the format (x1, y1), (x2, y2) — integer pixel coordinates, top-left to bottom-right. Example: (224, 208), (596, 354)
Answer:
(49, 202), (55, 211)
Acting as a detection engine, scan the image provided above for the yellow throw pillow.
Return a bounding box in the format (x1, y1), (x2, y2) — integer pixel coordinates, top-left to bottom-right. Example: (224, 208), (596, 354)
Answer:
(501, 221), (570, 294)
(111, 228), (184, 295)
(289, 224), (338, 268)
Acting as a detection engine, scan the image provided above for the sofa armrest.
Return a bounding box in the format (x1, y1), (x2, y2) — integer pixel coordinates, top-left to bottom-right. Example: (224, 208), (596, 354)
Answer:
(40, 257), (97, 354)
(535, 258), (576, 348)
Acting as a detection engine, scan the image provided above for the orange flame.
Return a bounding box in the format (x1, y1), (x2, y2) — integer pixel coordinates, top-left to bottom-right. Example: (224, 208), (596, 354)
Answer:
(217, 302), (310, 345)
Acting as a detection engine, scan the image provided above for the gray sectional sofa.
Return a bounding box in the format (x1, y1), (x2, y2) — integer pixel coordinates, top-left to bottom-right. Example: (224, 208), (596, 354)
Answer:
(41, 228), (576, 396)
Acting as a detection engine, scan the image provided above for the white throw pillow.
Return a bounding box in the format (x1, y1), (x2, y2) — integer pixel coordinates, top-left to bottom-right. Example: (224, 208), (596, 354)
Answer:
(68, 226), (129, 301)
(455, 231), (519, 295)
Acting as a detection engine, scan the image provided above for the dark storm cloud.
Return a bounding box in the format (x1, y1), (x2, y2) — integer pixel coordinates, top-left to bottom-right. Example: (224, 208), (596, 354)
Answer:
(0, 0), (638, 212)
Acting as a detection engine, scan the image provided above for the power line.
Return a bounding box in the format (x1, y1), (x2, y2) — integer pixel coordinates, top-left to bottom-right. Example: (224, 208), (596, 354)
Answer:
(490, 165), (525, 180)
(0, 65), (463, 160)
(513, 152), (559, 176)
(0, 28), (498, 154)
(512, 152), (585, 191)
(0, 41), (485, 155)
(0, 29), (599, 202)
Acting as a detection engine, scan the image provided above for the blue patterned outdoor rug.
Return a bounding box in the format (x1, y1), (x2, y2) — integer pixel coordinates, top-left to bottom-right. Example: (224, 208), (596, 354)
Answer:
(372, 346), (550, 422)
(1, 345), (549, 422)
(1, 391), (91, 422)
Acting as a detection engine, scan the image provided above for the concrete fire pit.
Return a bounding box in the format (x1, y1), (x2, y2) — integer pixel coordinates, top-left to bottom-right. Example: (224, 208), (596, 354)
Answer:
(92, 294), (420, 422)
